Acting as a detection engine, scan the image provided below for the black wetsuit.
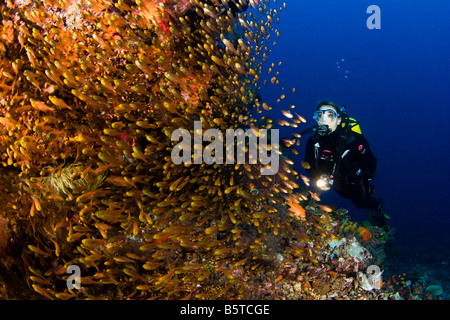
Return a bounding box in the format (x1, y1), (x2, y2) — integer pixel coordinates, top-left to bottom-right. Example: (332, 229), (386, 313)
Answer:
(304, 125), (381, 211)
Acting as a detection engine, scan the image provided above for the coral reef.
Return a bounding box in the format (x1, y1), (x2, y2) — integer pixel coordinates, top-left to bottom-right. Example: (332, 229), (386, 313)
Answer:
(0, 0), (400, 300)
(383, 249), (449, 300)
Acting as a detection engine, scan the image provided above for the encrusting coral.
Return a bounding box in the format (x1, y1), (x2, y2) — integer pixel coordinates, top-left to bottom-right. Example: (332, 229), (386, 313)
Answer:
(0, 0), (398, 300)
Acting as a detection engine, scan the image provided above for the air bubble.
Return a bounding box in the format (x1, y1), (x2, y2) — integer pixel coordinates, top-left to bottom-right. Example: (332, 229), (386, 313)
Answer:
(335, 58), (349, 79)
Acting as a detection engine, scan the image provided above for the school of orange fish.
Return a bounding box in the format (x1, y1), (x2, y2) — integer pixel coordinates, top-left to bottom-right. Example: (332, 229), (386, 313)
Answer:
(0, 0), (396, 299)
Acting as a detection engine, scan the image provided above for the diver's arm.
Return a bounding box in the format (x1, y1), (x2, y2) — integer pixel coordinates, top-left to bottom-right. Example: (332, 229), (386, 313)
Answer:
(343, 135), (377, 181)
(355, 135), (377, 179)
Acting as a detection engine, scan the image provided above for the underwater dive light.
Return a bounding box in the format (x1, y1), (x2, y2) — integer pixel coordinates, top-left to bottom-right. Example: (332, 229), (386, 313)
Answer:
(316, 174), (333, 191)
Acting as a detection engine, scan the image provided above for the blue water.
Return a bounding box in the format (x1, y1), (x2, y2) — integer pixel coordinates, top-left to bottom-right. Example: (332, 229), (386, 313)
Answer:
(258, 0), (450, 284)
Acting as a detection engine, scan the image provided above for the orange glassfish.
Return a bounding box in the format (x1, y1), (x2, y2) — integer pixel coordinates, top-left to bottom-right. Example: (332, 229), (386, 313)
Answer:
(301, 161), (311, 169)
(309, 190), (321, 201)
(300, 174), (310, 186)
(287, 201), (306, 218)
(281, 110), (293, 119)
(295, 113), (307, 123)
(317, 204), (333, 213)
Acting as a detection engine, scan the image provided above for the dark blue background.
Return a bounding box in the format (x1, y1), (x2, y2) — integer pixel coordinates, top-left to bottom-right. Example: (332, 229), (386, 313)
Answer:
(257, 0), (450, 262)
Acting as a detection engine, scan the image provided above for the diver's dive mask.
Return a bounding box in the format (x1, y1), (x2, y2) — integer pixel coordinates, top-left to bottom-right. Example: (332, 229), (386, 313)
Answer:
(313, 109), (338, 123)
(313, 109), (339, 136)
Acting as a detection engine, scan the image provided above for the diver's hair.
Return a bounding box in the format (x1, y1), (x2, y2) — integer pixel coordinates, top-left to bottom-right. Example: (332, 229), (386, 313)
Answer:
(316, 99), (339, 111)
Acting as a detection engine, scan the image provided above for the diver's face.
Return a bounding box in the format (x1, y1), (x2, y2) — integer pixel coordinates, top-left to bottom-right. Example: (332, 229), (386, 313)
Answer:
(315, 105), (341, 133)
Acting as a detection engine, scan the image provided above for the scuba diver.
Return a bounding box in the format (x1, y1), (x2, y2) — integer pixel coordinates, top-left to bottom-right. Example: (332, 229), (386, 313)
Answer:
(301, 100), (389, 227)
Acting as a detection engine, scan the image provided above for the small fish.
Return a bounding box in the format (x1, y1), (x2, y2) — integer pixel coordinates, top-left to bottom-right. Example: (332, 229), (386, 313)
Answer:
(317, 204), (333, 213)
(309, 190), (321, 201)
(31, 196), (42, 211)
(113, 256), (134, 263)
(30, 99), (54, 112)
(300, 174), (310, 186)
(205, 226), (219, 235)
(155, 265), (174, 285)
(283, 138), (295, 147)
(132, 146), (148, 163)
(222, 38), (238, 55)
(228, 209), (237, 224)
(296, 113), (307, 123)
(224, 186), (237, 194)
(0, 117), (16, 129)
(277, 119), (290, 126)
(32, 284), (53, 300)
(301, 161), (311, 169)
(28, 244), (51, 257)
(50, 239), (60, 257)
(106, 176), (136, 188)
(76, 190), (111, 203)
(95, 208), (124, 223)
(287, 201), (306, 218)
(281, 110), (293, 119)
(262, 102), (271, 111)
(234, 62), (246, 75)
